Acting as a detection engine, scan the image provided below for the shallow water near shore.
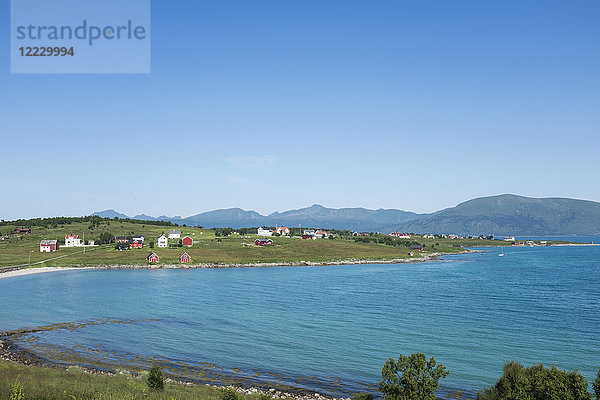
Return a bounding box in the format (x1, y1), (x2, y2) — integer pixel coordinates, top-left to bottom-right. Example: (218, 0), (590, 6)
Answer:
(1, 244), (599, 398)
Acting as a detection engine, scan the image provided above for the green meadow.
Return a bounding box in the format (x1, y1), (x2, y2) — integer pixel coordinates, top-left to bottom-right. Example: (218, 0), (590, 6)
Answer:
(0, 218), (528, 269)
(0, 359), (259, 400)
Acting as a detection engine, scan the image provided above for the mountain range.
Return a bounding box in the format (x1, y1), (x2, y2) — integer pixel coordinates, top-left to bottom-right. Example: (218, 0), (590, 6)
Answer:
(92, 194), (600, 236)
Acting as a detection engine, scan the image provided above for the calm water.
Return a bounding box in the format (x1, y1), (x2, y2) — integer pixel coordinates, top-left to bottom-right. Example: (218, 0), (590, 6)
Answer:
(1, 245), (599, 397)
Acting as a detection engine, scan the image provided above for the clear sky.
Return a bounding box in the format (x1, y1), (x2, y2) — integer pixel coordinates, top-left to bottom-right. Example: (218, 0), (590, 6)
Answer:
(2, 1), (599, 220)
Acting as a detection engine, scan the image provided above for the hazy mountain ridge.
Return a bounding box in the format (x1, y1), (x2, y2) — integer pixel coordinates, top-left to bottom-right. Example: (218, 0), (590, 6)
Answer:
(392, 195), (600, 235)
(92, 195), (600, 235)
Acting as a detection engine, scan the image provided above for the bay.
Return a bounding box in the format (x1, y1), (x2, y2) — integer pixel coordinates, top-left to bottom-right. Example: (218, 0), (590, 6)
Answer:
(1, 244), (599, 397)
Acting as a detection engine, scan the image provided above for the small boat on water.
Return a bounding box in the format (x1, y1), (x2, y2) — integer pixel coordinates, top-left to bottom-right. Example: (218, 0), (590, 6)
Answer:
(499, 247), (505, 256)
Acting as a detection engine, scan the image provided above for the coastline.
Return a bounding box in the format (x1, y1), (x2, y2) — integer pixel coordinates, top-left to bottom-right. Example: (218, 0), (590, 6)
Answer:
(0, 330), (350, 400)
(0, 251), (475, 399)
(0, 251), (460, 280)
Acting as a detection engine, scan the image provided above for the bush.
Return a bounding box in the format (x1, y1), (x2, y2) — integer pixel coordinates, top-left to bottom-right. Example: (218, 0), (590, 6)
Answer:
(258, 392), (272, 400)
(147, 366), (164, 390)
(379, 353), (448, 400)
(220, 387), (241, 400)
(593, 367), (600, 399)
(353, 392), (374, 400)
(477, 361), (592, 400)
(114, 242), (129, 251)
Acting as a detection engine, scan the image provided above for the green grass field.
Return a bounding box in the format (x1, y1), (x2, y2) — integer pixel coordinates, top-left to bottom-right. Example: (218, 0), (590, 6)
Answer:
(0, 220), (528, 269)
(0, 359), (264, 400)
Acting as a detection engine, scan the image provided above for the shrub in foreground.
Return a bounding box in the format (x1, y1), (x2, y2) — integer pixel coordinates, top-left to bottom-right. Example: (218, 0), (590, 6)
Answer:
(477, 361), (592, 400)
(220, 387), (242, 400)
(258, 392), (272, 400)
(353, 392), (374, 400)
(593, 367), (600, 399)
(379, 353), (449, 400)
(147, 365), (164, 390)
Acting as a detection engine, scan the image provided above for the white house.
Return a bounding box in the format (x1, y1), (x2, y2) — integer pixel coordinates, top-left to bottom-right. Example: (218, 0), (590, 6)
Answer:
(504, 236), (516, 241)
(274, 227), (290, 236)
(315, 230), (330, 238)
(303, 229), (315, 236)
(157, 234), (168, 248)
(390, 232), (411, 239)
(133, 235), (144, 243)
(64, 234), (82, 247)
(168, 230), (181, 239)
(257, 227), (273, 236)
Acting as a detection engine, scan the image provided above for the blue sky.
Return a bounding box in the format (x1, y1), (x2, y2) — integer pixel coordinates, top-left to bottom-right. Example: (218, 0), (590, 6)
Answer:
(2, 1), (599, 220)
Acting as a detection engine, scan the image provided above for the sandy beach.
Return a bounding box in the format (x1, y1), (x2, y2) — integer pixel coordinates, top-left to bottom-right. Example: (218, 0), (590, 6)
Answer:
(0, 266), (100, 280)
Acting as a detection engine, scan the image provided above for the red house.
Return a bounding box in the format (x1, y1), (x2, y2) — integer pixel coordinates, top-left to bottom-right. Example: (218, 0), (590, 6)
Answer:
(147, 253), (159, 263)
(180, 252), (191, 263)
(182, 236), (193, 247)
(130, 240), (143, 249)
(255, 238), (273, 246)
(116, 236), (128, 243)
(40, 240), (58, 252)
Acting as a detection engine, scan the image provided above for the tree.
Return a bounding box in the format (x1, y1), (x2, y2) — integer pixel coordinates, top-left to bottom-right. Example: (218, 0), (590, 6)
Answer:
(147, 366), (164, 390)
(593, 367), (600, 399)
(379, 353), (449, 400)
(115, 242), (129, 251)
(477, 361), (592, 400)
(149, 241), (154, 249)
(99, 231), (113, 244)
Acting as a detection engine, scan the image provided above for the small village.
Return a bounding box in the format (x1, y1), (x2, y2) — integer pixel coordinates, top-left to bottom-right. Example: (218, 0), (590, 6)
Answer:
(31, 226), (345, 265)
(12, 225), (552, 262)
(0, 221), (560, 272)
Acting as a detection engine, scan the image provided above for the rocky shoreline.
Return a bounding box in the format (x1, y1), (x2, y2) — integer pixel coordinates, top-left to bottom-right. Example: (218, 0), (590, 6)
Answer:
(0, 334), (351, 400)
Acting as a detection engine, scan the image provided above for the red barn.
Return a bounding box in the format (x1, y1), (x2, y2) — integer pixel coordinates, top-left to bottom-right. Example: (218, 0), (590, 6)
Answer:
(180, 252), (191, 263)
(147, 253), (159, 263)
(182, 236), (193, 247)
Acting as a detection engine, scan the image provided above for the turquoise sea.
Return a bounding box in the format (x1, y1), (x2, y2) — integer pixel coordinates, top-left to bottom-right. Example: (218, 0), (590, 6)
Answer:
(1, 242), (599, 398)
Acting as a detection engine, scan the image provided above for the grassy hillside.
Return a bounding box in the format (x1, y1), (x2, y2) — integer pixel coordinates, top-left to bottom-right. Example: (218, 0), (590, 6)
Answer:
(0, 219), (516, 269)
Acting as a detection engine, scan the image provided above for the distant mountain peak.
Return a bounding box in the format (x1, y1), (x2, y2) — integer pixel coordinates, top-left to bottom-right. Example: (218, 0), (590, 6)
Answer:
(90, 194), (600, 234)
(91, 209), (129, 219)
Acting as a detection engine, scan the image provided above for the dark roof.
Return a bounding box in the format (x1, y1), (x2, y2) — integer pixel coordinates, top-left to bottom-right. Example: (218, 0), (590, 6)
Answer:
(409, 244), (423, 249)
